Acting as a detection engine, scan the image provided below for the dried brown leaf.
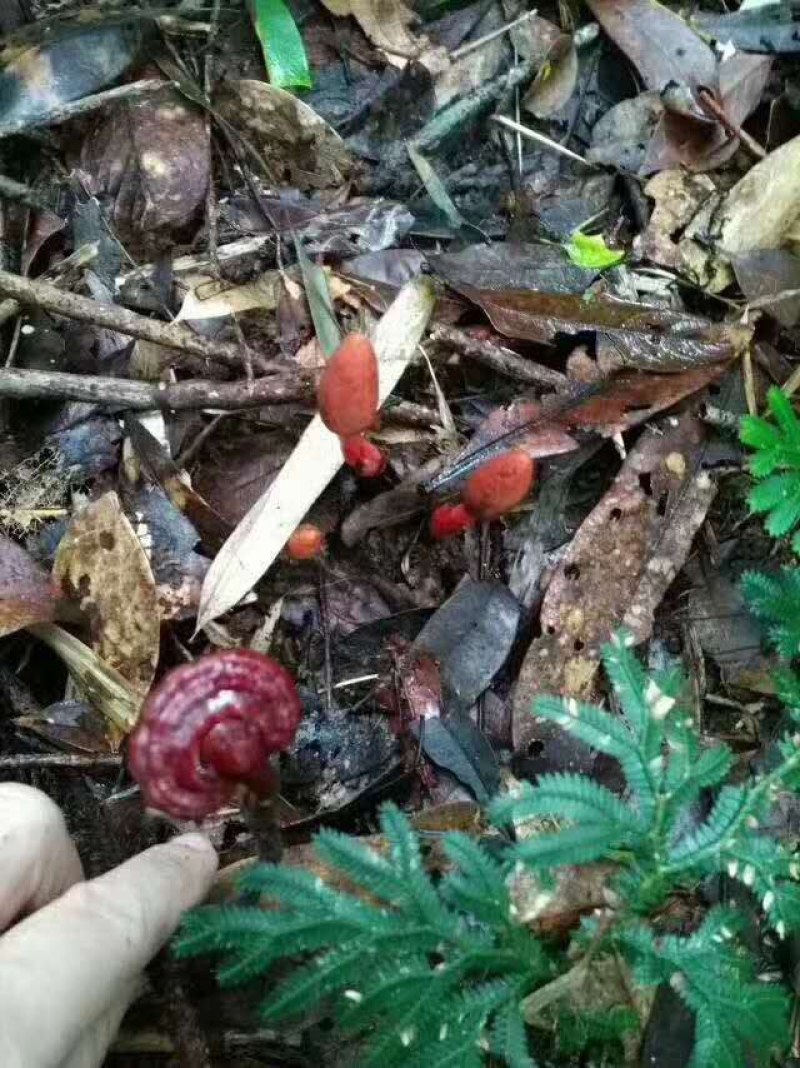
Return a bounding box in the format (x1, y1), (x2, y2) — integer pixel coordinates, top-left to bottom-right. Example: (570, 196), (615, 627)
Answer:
(0, 532), (58, 637)
(454, 285), (748, 370)
(512, 415), (715, 753)
(426, 364), (728, 494)
(80, 85), (209, 254)
(523, 35), (579, 119)
(54, 492), (160, 697)
(586, 0), (717, 92)
(214, 79), (353, 191)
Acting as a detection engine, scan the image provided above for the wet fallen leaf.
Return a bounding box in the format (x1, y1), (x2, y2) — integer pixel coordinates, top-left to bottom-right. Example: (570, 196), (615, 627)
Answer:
(54, 491), (160, 697)
(413, 713), (500, 803)
(586, 0), (717, 92)
(451, 285), (749, 371)
(413, 580), (521, 711)
(733, 249), (800, 328)
(0, 532), (58, 636)
(0, 17), (143, 130)
(196, 277), (436, 629)
(693, 4), (800, 54)
(429, 243), (595, 294)
(15, 699), (113, 755)
(512, 414), (716, 754)
(214, 78), (353, 190)
(80, 84), (210, 255)
(716, 134), (800, 256)
(222, 192), (414, 256)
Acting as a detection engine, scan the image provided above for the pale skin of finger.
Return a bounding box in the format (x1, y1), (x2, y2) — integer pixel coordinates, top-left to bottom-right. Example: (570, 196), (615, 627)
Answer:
(0, 832), (217, 1068)
(0, 783), (84, 931)
(59, 979), (142, 1068)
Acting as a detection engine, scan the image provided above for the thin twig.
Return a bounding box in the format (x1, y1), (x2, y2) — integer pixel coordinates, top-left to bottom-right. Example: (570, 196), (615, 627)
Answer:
(0, 753), (123, 770)
(492, 114), (597, 168)
(0, 367), (311, 410)
(0, 79), (166, 140)
(430, 323), (569, 390)
(451, 9), (537, 61)
(0, 269), (277, 370)
(697, 88), (767, 160)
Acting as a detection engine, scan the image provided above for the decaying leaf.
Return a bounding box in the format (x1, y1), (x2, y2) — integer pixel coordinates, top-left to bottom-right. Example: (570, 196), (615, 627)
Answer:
(586, 0), (717, 92)
(426, 364), (729, 494)
(196, 277), (436, 629)
(716, 133), (800, 257)
(54, 491), (160, 697)
(29, 622), (140, 737)
(214, 78), (353, 190)
(0, 532), (58, 636)
(635, 169), (718, 272)
(451, 285), (749, 371)
(0, 17), (143, 130)
(316, 0), (429, 66)
(80, 84), (210, 254)
(523, 34), (579, 119)
(512, 414), (716, 754)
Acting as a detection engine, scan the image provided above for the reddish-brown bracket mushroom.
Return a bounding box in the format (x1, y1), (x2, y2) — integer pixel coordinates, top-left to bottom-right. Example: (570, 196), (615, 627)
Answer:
(128, 650), (302, 819)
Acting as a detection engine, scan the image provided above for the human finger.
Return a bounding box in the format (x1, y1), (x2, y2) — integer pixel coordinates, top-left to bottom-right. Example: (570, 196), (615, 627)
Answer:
(0, 783), (83, 931)
(59, 978), (143, 1068)
(0, 832), (217, 1068)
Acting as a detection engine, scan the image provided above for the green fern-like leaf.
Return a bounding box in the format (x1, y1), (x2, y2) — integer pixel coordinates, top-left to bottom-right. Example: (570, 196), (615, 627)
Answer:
(616, 910), (790, 1068)
(742, 388), (800, 549)
(176, 803), (551, 1067)
(741, 568), (800, 658)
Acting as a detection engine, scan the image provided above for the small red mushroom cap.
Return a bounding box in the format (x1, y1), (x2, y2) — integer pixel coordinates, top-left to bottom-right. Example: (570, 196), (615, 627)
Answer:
(128, 650), (302, 820)
(462, 450), (535, 520)
(287, 524), (326, 560)
(342, 435), (387, 478)
(430, 502), (476, 540)
(317, 333), (379, 438)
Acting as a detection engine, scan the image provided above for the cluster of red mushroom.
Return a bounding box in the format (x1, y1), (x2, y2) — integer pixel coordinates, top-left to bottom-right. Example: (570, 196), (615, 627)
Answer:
(430, 449), (536, 539)
(317, 333), (387, 478)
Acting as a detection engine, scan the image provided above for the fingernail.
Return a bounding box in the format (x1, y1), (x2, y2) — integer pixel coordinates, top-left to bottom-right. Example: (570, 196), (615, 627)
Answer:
(174, 832), (215, 854)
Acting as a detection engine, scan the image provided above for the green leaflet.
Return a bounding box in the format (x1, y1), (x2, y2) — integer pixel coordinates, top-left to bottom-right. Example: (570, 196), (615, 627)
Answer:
(563, 231), (625, 270)
(252, 0), (312, 91)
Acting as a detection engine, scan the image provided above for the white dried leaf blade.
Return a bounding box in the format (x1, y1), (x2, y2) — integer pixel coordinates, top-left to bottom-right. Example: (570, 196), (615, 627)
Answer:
(196, 277), (436, 629)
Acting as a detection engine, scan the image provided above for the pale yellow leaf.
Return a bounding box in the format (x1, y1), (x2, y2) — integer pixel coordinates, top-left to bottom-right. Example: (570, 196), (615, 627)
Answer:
(29, 623), (140, 737)
(196, 277), (436, 630)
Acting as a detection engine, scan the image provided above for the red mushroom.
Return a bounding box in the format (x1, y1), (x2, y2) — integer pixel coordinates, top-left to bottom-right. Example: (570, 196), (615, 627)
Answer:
(430, 502), (476, 540)
(462, 449), (535, 520)
(431, 450), (537, 539)
(128, 650), (302, 819)
(342, 435), (388, 478)
(287, 523), (326, 560)
(317, 333), (379, 438)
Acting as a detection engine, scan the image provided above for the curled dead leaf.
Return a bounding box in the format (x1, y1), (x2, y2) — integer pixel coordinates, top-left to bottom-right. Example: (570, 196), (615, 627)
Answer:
(54, 491), (160, 697)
